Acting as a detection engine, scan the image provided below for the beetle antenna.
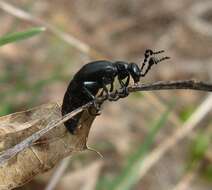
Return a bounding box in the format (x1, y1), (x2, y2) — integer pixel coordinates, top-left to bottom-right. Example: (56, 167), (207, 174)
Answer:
(155, 56), (170, 64)
(140, 49), (170, 77)
(140, 55), (170, 77)
(140, 57), (154, 77)
(140, 57), (148, 71)
(140, 49), (152, 71)
(153, 50), (165, 54)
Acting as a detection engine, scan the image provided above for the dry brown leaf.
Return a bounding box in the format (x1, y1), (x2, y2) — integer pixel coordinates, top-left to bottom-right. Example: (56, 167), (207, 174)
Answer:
(0, 103), (96, 190)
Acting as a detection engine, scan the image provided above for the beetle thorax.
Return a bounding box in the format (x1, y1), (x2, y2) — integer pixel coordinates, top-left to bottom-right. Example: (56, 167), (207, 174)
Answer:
(115, 61), (129, 80)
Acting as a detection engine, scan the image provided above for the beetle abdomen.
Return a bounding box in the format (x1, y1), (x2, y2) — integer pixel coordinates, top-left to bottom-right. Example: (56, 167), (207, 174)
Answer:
(61, 80), (97, 134)
(61, 92), (82, 133)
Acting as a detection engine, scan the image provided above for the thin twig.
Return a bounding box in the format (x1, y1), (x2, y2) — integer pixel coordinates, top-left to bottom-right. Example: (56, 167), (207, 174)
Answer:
(95, 80), (212, 105)
(129, 80), (212, 92)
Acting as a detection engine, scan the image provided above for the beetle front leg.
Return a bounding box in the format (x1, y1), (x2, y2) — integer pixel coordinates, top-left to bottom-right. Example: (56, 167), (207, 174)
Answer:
(100, 78), (120, 101)
(125, 75), (130, 87)
(102, 82), (118, 101)
(102, 79), (115, 95)
(118, 75), (130, 98)
(118, 85), (129, 98)
(82, 86), (95, 100)
(108, 81), (121, 101)
(109, 80), (114, 92)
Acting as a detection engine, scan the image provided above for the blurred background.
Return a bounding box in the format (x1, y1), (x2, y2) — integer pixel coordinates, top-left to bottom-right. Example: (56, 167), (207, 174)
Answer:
(0, 0), (212, 189)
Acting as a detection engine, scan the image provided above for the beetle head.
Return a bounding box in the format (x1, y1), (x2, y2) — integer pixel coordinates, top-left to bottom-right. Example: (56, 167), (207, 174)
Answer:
(128, 63), (141, 83)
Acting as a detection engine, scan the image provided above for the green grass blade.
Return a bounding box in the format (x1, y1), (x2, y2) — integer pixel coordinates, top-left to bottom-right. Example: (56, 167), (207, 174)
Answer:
(109, 104), (172, 190)
(0, 27), (45, 46)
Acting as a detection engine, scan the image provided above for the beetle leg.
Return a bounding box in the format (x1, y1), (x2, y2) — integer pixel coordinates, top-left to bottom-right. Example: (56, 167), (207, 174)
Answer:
(82, 82), (102, 115)
(89, 100), (102, 116)
(98, 89), (104, 97)
(88, 106), (102, 116)
(102, 82), (117, 101)
(82, 86), (95, 100)
(140, 56), (170, 77)
(110, 91), (121, 101)
(118, 74), (130, 98)
(125, 75), (130, 87)
(100, 79), (119, 101)
(121, 75), (130, 98)
(109, 81), (114, 92)
(119, 79), (124, 88)
(108, 80), (121, 101)
(98, 82), (112, 97)
(119, 86), (129, 98)
(118, 79), (129, 99)
(102, 82), (109, 96)
(83, 87), (101, 115)
(100, 77), (118, 101)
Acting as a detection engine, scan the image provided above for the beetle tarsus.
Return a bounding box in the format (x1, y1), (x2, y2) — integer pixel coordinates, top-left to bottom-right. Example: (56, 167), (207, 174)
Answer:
(107, 92), (120, 101)
(89, 101), (102, 116)
(119, 86), (129, 98)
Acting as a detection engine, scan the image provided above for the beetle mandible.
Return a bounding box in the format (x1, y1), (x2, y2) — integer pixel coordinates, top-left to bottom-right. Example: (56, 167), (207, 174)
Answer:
(62, 49), (169, 134)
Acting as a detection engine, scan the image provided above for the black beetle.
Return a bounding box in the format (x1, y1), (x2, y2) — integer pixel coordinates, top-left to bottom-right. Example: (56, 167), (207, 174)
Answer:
(62, 49), (169, 134)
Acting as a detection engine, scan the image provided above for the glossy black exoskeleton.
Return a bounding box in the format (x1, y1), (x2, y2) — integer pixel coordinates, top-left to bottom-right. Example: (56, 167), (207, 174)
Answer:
(62, 49), (169, 134)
